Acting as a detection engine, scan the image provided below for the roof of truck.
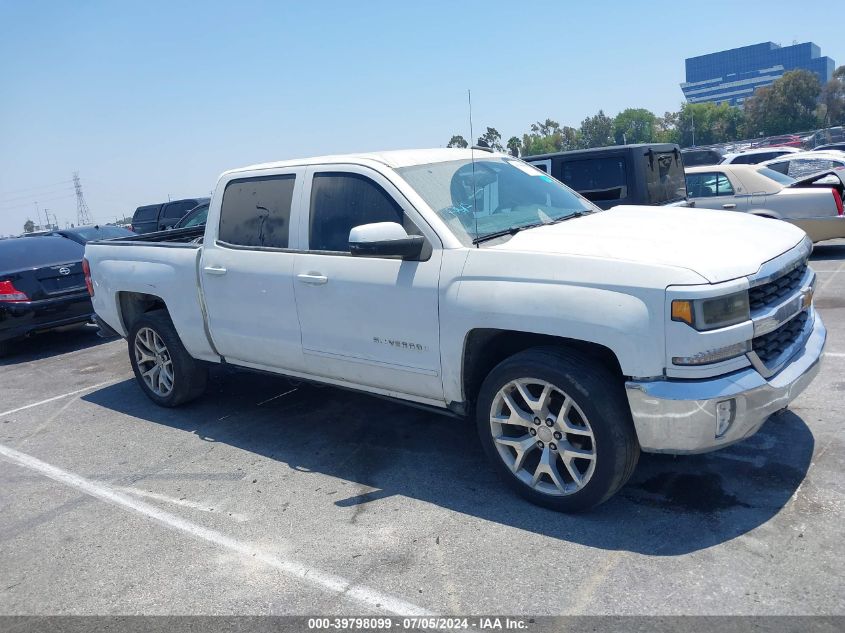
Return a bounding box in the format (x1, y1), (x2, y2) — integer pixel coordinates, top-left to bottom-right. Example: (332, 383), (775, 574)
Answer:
(225, 148), (506, 176)
(522, 143), (680, 162)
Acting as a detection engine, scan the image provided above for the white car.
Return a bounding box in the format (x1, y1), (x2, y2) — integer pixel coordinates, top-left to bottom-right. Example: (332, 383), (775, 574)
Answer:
(84, 148), (825, 511)
(721, 146), (802, 165)
(685, 164), (845, 242)
(760, 151), (845, 179)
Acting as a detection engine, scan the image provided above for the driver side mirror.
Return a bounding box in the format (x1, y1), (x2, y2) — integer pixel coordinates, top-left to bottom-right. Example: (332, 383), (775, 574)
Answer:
(348, 222), (425, 260)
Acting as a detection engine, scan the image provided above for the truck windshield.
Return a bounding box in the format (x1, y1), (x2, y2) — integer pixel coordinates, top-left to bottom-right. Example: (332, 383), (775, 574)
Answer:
(644, 150), (687, 204)
(397, 158), (596, 245)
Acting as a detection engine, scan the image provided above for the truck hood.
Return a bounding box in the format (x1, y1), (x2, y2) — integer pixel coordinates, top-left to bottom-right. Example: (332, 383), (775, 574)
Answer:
(492, 206), (806, 283)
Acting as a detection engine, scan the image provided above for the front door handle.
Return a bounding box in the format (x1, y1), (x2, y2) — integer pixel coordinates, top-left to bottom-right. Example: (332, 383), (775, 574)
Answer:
(297, 273), (328, 285)
(722, 203), (737, 209)
(203, 265), (228, 276)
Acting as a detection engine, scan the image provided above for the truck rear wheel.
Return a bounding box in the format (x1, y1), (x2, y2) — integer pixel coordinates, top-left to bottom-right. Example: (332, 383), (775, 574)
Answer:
(476, 346), (639, 511)
(128, 310), (207, 407)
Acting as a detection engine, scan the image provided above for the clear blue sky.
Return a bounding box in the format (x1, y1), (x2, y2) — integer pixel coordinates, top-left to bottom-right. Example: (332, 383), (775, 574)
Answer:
(1, 0), (841, 235)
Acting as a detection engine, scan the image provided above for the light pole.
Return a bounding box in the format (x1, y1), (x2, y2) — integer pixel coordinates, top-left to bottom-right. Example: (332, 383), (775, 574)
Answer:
(690, 110), (696, 147)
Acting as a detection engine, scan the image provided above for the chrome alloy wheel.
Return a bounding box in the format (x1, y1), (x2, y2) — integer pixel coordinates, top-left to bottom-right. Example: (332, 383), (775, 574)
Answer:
(134, 327), (174, 397)
(490, 378), (597, 496)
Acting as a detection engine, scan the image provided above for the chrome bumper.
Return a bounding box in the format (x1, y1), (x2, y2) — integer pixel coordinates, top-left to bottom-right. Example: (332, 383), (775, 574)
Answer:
(625, 310), (826, 454)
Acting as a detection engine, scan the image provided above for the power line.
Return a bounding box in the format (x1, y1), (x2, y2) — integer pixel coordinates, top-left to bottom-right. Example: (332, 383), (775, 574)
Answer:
(0, 192), (76, 212)
(0, 186), (75, 205)
(0, 179), (74, 196)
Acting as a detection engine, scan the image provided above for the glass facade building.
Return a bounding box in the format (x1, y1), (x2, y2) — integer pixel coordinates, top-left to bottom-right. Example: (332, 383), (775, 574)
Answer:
(681, 42), (834, 106)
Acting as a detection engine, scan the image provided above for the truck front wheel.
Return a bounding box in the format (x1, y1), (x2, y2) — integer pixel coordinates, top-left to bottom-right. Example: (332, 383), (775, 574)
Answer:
(128, 310), (207, 407)
(476, 347), (639, 511)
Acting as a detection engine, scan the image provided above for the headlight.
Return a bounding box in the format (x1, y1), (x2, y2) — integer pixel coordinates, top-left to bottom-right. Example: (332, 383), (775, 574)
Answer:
(671, 291), (750, 331)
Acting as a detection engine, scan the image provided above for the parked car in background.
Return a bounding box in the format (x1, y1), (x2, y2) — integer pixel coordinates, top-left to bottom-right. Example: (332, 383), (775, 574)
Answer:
(720, 147), (802, 165)
(22, 225), (136, 245)
(173, 202), (209, 229)
(681, 147), (723, 166)
(760, 151), (845, 179)
(0, 236), (93, 356)
(758, 135), (805, 148)
(130, 198), (210, 234)
(523, 143), (688, 209)
(685, 164), (845, 242)
(813, 142), (845, 153)
(86, 148), (824, 511)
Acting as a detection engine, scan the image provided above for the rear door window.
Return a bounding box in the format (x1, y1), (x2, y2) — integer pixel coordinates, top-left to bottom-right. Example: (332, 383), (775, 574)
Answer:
(560, 158), (628, 202)
(218, 176), (296, 248)
(133, 205), (160, 221)
(686, 172), (733, 197)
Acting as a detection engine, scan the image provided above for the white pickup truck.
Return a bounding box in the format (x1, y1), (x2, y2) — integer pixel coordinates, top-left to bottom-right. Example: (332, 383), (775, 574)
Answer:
(84, 149), (826, 511)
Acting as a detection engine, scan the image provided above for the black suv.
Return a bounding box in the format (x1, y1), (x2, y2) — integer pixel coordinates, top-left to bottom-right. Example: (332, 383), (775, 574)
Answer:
(523, 143), (688, 209)
(130, 198), (209, 234)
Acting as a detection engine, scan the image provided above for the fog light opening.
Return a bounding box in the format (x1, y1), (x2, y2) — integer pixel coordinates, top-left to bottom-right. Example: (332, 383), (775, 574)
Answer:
(715, 399), (736, 438)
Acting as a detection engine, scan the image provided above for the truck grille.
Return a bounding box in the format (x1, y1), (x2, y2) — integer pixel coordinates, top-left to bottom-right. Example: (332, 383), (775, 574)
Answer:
(752, 311), (809, 366)
(749, 263), (807, 311)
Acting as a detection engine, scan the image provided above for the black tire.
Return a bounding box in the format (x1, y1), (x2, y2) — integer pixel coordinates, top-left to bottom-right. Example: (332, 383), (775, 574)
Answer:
(476, 346), (639, 512)
(128, 309), (207, 407)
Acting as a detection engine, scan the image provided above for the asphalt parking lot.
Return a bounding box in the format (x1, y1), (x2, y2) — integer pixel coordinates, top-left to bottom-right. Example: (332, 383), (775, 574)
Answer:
(1, 243), (843, 617)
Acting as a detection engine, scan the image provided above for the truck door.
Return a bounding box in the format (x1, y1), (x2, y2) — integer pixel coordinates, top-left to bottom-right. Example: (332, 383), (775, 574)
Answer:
(199, 168), (306, 371)
(292, 165), (444, 402)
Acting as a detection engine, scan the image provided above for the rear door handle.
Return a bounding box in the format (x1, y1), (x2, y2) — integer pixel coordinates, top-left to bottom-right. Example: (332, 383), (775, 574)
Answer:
(203, 265), (227, 276)
(297, 273), (328, 285)
(722, 203), (737, 209)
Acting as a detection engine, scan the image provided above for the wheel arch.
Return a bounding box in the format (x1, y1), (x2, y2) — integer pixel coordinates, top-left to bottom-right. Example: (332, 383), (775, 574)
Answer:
(117, 291), (168, 333)
(460, 329), (624, 411)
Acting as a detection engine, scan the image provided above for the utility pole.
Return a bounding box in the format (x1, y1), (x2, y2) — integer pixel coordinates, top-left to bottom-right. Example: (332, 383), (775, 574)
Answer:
(73, 172), (93, 225)
(34, 201), (48, 229)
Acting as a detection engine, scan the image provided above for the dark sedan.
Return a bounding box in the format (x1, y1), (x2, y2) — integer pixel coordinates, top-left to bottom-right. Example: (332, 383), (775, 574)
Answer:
(23, 224), (136, 244)
(0, 236), (94, 356)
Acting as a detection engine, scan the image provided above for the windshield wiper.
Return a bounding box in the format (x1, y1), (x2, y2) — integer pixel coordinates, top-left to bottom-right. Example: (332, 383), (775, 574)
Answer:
(472, 222), (544, 245)
(547, 210), (590, 224)
(472, 211), (591, 245)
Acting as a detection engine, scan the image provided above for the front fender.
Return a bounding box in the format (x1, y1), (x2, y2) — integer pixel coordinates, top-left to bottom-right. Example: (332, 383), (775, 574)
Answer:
(440, 274), (666, 405)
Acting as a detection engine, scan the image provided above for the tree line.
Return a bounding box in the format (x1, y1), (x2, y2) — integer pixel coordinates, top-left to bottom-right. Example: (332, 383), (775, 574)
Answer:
(447, 67), (845, 157)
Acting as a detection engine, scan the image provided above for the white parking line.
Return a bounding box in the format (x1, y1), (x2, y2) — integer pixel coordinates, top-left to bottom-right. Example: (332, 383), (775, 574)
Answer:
(0, 442), (431, 616)
(818, 261), (844, 293)
(0, 379), (123, 418)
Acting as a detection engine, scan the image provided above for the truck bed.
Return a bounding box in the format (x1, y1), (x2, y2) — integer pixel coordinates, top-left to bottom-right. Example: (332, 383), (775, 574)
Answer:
(84, 236), (218, 362)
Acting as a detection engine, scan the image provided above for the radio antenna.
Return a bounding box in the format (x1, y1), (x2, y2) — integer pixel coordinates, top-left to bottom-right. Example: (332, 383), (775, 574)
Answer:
(468, 89), (479, 247)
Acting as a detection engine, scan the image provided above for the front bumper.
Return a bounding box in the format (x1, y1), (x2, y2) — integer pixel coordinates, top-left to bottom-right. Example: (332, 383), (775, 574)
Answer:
(625, 310), (825, 454)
